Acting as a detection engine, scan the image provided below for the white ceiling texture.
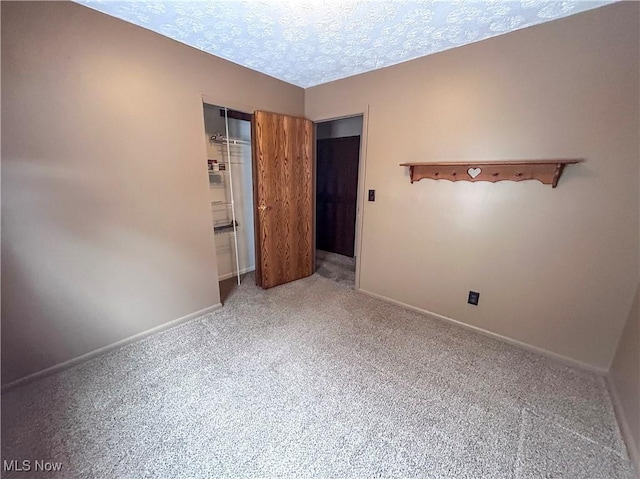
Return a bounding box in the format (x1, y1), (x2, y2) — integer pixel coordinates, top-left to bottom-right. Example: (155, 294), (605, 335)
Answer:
(77, 1), (614, 88)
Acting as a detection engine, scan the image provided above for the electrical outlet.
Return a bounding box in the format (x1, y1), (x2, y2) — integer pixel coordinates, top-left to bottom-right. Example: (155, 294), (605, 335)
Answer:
(368, 189), (375, 201)
(468, 291), (480, 306)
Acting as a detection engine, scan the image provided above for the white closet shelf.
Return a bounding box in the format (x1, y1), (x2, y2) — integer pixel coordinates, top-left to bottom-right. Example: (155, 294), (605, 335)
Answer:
(207, 160), (246, 165)
(211, 138), (251, 146)
(213, 220), (239, 234)
(214, 229), (237, 237)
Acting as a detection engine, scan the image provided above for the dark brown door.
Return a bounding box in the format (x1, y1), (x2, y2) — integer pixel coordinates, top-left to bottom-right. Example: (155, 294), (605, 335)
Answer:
(252, 111), (314, 289)
(316, 136), (360, 257)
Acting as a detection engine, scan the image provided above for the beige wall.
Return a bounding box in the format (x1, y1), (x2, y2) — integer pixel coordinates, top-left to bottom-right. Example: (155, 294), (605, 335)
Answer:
(1, 1), (304, 385)
(305, 2), (640, 370)
(609, 283), (640, 472)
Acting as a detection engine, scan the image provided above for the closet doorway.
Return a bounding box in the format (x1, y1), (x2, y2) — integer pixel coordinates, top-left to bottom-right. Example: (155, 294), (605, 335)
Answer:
(202, 103), (255, 302)
(202, 102), (315, 298)
(315, 115), (363, 285)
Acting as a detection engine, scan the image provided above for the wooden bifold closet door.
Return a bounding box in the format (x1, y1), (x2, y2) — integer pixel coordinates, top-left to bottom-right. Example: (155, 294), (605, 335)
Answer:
(252, 111), (314, 289)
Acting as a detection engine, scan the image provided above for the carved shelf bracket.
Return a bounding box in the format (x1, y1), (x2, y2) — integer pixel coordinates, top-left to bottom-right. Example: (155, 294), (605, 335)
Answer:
(399, 159), (583, 188)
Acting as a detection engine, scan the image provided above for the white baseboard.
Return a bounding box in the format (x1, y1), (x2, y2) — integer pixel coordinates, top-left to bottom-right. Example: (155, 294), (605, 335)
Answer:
(218, 266), (255, 282)
(356, 288), (608, 376)
(1, 303), (223, 393)
(606, 375), (640, 477)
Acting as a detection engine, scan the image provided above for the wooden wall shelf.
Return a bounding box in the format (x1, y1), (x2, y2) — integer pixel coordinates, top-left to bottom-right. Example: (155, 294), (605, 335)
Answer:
(399, 159), (583, 188)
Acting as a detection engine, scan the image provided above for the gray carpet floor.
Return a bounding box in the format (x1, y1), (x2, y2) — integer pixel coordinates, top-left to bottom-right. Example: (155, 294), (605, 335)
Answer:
(316, 250), (356, 286)
(1, 259), (635, 478)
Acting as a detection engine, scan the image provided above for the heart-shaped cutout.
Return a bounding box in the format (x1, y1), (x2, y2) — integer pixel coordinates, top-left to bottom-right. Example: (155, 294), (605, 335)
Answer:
(468, 167), (482, 179)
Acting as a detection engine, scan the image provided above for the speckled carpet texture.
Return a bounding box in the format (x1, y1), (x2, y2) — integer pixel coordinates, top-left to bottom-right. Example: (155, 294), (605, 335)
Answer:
(2, 268), (635, 478)
(316, 249), (356, 285)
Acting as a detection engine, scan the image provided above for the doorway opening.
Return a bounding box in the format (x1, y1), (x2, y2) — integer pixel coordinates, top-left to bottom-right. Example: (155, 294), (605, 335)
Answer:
(315, 115), (363, 286)
(202, 103), (255, 303)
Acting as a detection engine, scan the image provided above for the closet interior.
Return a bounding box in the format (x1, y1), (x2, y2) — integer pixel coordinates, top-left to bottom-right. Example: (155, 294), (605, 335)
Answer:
(202, 103), (255, 299)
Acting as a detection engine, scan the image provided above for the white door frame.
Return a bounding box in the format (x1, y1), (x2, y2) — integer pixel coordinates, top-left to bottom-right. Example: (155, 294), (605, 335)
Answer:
(308, 105), (369, 291)
(201, 94), (256, 115)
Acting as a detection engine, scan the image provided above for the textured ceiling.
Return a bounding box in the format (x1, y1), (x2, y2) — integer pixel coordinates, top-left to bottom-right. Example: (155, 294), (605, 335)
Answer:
(77, 1), (614, 88)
